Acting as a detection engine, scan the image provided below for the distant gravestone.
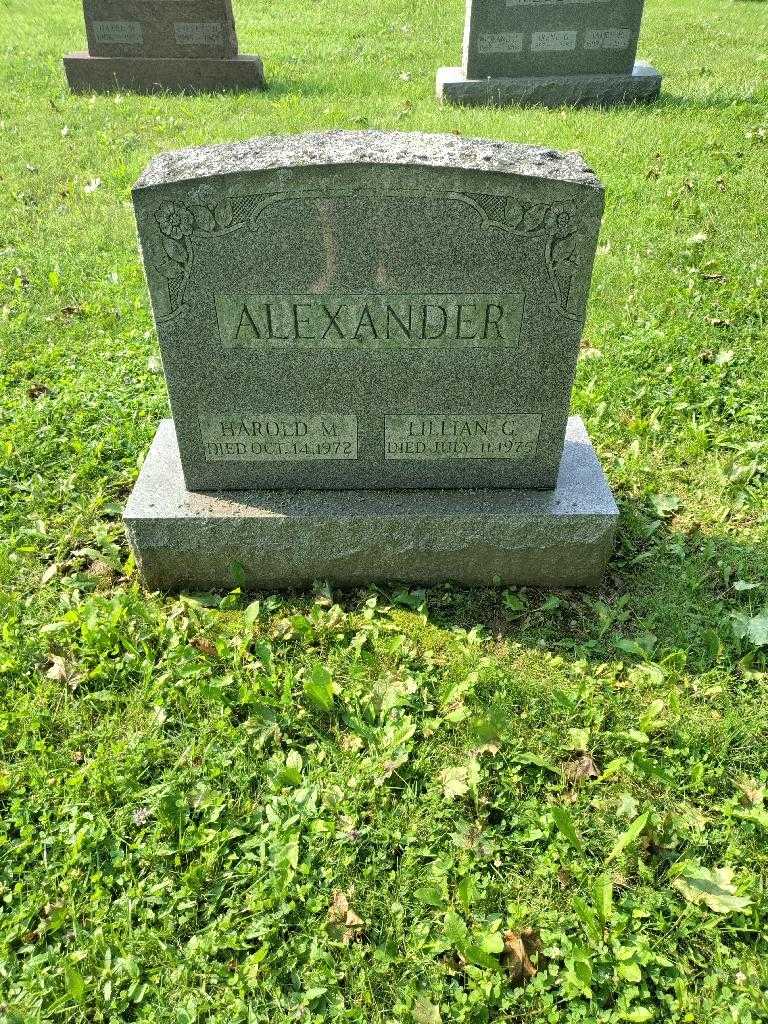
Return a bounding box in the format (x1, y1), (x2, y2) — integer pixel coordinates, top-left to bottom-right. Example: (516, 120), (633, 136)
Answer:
(124, 131), (618, 591)
(64, 0), (265, 93)
(438, 0), (661, 107)
(83, 0), (239, 59)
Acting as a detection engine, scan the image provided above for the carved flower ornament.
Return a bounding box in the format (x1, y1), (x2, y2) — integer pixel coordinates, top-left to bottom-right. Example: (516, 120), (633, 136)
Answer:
(155, 202), (194, 240)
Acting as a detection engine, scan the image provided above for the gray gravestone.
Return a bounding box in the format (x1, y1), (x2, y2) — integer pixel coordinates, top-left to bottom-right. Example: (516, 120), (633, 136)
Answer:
(83, 0), (239, 59)
(64, 0), (264, 93)
(124, 131), (618, 591)
(125, 415), (618, 590)
(438, 0), (661, 107)
(131, 131), (604, 493)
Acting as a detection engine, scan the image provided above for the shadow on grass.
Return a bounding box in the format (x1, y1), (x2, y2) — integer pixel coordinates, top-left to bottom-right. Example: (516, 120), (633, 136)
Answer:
(655, 91), (766, 111)
(417, 517), (766, 675)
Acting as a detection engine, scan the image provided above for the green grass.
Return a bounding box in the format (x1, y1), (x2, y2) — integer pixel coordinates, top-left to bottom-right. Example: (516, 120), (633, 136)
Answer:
(2, 0), (768, 1020)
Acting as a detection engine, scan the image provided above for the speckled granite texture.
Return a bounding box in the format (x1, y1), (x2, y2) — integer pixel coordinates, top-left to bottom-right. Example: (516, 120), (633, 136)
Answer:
(461, 0), (648, 79)
(124, 416), (618, 591)
(82, 0), (239, 59)
(437, 63), (662, 109)
(132, 131), (604, 492)
(63, 53), (265, 94)
(438, 0), (660, 108)
(64, 0), (264, 94)
(134, 131), (602, 187)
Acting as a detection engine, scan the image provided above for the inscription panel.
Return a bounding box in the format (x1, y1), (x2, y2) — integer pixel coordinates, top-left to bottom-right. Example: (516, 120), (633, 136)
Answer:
(174, 22), (225, 46)
(478, 31), (524, 54)
(506, 0), (609, 5)
(531, 30), (577, 51)
(83, 0), (238, 58)
(215, 293), (526, 349)
(92, 20), (143, 45)
(385, 415), (543, 460)
(583, 27), (632, 49)
(199, 414), (358, 462)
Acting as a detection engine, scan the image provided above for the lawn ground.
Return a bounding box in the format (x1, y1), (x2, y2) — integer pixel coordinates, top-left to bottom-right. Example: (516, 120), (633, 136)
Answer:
(1, 0), (768, 1021)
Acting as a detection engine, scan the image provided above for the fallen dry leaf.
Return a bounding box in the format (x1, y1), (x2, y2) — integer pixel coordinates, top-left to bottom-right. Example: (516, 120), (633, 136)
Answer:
(46, 655), (70, 684)
(563, 753), (600, 785)
(502, 928), (542, 987)
(27, 383), (50, 400)
(557, 868), (573, 889)
(737, 778), (765, 808)
(474, 741), (501, 757)
(40, 563), (58, 586)
(327, 890), (366, 944)
(340, 733), (364, 753)
(343, 909), (365, 944)
(327, 889), (349, 925)
(191, 636), (218, 658)
(86, 559), (115, 589)
(579, 345), (603, 360)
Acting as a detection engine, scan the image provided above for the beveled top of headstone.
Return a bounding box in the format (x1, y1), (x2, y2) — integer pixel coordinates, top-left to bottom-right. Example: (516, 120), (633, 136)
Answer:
(133, 131), (604, 493)
(135, 130), (601, 188)
(83, 0), (239, 59)
(463, 0), (646, 80)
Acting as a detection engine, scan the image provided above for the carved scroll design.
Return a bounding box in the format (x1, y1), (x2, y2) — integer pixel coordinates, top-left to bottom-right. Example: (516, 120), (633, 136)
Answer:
(149, 198), (245, 326)
(150, 188), (583, 326)
(463, 193), (583, 317)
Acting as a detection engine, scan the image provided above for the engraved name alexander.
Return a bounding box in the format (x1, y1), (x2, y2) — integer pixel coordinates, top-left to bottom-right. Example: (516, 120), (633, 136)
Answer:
(214, 292), (525, 349)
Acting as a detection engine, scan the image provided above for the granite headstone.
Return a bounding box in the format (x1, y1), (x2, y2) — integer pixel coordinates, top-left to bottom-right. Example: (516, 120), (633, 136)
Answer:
(64, 0), (265, 94)
(124, 131), (618, 591)
(438, 0), (661, 107)
(131, 131), (604, 493)
(83, 0), (239, 58)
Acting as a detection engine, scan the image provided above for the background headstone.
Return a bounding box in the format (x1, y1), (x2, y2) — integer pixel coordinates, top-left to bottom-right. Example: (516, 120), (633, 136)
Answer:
(83, 0), (239, 59)
(64, 0), (265, 94)
(132, 131), (604, 493)
(125, 131), (618, 591)
(438, 0), (661, 107)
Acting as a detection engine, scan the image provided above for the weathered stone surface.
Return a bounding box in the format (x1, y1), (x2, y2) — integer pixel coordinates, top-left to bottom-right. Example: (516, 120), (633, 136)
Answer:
(439, 0), (660, 107)
(82, 0), (239, 59)
(64, 0), (265, 94)
(437, 61), (661, 108)
(124, 416), (618, 591)
(462, 0), (648, 79)
(63, 53), (265, 94)
(132, 131), (604, 493)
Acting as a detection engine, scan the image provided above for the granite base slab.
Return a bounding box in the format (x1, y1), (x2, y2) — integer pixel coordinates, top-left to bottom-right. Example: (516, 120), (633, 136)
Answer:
(437, 61), (661, 108)
(124, 417), (618, 592)
(63, 53), (265, 94)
